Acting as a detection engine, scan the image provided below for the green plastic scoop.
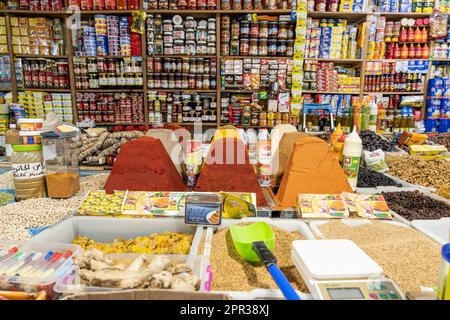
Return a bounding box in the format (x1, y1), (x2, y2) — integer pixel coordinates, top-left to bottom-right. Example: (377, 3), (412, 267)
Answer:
(229, 222), (301, 300)
(229, 222), (275, 263)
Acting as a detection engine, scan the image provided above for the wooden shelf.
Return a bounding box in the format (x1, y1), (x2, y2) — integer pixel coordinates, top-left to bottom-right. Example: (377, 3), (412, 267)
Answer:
(219, 9), (292, 14)
(14, 54), (68, 59)
(76, 88), (144, 93)
(18, 88), (71, 92)
(74, 55), (141, 59)
(146, 9), (218, 14)
(374, 12), (432, 19)
(431, 58), (450, 62)
(221, 89), (266, 93)
(305, 58), (363, 63)
(3, 9), (68, 17)
(94, 122), (147, 126)
(221, 55), (292, 59)
(149, 54), (216, 58)
(303, 90), (360, 94)
(367, 58), (430, 62)
(147, 89), (216, 93)
(79, 10), (135, 15)
(308, 11), (367, 21)
(363, 91), (425, 95)
(0, 88), (12, 92)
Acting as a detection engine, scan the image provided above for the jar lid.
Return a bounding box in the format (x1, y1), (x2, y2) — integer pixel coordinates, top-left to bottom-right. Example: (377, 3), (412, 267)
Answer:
(12, 144), (42, 152)
(19, 131), (41, 136)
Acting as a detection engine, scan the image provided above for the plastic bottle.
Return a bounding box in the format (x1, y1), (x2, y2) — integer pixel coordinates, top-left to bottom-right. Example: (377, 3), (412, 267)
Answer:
(369, 102), (378, 131)
(330, 123), (343, 149)
(237, 128), (247, 147)
(353, 101), (362, 133)
(342, 126), (362, 191)
(257, 128), (272, 187)
(361, 103), (369, 130)
(247, 129), (258, 165)
(334, 131), (346, 164)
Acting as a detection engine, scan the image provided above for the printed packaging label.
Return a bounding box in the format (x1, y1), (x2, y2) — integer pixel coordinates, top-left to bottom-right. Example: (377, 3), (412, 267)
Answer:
(12, 162), (46, 180)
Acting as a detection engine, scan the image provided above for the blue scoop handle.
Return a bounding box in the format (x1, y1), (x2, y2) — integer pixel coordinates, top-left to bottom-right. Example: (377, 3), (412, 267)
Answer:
(267, 264), (301, 300)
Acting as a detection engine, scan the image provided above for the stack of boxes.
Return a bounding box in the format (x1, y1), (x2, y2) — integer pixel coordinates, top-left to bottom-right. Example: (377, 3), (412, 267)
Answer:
(305, 61), (360, 93)
(17, 92), (73, 122)
(0, 17), (6, 55)
(10, 17), (65, 56)
(305, 18), (361, 60)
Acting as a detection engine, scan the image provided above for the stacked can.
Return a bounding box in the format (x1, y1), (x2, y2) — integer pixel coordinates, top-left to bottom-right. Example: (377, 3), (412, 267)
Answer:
(76, 92), (144, 124)
(94, 15), (109, 56)
(81, 24), (97, 56)
(426, 77), (450, 133)
(119, 16), (131, 56)
(107, 16), (120, 56)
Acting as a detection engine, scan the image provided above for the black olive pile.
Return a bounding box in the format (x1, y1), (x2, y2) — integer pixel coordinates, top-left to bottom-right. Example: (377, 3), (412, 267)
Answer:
(382, 191), (450, 221)
(357, 167), (402, 188)
(360, 130), (398, 152)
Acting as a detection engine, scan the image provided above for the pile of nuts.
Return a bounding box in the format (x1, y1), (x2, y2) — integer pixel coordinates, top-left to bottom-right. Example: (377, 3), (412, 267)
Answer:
(382, 191), (450, 220)
(0, 173), (109, 241)
(388, 155), (450, 190)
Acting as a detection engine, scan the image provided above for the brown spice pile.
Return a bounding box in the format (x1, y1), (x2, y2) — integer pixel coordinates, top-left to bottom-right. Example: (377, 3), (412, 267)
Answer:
(207, 225), (308, 292)
(318, 220), (441, 292)
(387, 155), (450, 190)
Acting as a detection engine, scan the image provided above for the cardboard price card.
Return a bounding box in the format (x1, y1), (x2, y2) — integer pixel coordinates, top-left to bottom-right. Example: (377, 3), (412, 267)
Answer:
(185, 193), (222, 226)
(296, 194), (349, 219)
(122, 191), (185, 217)
(343, 193), (393, 220)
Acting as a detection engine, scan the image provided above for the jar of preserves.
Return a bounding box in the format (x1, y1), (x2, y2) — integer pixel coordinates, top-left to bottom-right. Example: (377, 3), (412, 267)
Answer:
(268, 39), (277, 56)
(249, 39), (258, 55)
(240, 38), (250, 55)
(11, 144), (46, 200)
(240, 21), (250, 37)
(258, 39), (268, 55)
(259, 21), (269, 38)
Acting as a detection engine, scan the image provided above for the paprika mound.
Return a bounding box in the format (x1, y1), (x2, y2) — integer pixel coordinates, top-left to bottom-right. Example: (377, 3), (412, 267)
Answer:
(104, 137), (185, 193)
(275, 136), (352, 209)
(194, 137), (268, 207)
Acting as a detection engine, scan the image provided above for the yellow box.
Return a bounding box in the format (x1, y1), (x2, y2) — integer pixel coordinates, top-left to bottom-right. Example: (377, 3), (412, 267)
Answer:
(0, 26), (6, 35)
(20, 27), (28, 36)
(409, 144), (448, 158)
(10, 17), (19, 27)
(0, 17), (6, 26)
(12, 27), (20, 36)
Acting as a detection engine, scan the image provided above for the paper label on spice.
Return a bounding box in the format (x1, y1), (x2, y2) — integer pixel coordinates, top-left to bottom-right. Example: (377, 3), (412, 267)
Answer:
(297, 194), (349, 219)
(122, 191), (185, 217)
(343, 192), (393, 220)
(43, 144), (57, 161)
(12, 162), (46, 180)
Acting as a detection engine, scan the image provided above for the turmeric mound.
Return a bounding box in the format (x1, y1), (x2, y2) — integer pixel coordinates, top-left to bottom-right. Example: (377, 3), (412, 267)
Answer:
(194, 137), (268, 207)
(275, 136), (352, 209)
(104, 137), (185, 193)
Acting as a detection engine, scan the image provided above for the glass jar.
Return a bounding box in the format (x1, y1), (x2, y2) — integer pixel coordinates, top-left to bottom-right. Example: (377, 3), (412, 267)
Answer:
(11, 144), (46, 200)
(240, 38), (250, 55)
(240, 21), (250, 38)
(259, 39), (268, 55)
(249, 39), (258, 55)
(259, 21), (269, 38)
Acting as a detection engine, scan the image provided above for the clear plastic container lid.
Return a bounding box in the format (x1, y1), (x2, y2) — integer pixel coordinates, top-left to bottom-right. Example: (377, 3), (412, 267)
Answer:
(0, 240), (82, 286)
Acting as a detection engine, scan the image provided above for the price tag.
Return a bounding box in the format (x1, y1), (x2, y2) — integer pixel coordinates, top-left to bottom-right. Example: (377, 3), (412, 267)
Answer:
(184, 193), (222, 226)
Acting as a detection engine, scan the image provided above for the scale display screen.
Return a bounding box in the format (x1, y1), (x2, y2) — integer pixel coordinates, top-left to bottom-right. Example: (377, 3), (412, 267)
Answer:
(326, 287), (364, 300)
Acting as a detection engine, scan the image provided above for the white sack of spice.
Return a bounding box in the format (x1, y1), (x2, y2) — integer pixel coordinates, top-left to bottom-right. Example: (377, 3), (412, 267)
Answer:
(0, 173), (109, 241)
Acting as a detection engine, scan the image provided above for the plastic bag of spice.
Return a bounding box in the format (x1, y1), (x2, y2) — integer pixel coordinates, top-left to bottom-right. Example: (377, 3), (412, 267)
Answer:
(363, 149), (389, 173)
(430, 11), (448, 40)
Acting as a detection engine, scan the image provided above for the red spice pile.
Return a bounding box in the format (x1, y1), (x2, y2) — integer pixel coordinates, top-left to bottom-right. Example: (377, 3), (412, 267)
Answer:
(194, 138), (268, 206)
(104, 136), (185, 193)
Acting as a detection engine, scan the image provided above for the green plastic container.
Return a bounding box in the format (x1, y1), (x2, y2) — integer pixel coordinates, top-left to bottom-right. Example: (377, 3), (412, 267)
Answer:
(229, 222), (275, 262)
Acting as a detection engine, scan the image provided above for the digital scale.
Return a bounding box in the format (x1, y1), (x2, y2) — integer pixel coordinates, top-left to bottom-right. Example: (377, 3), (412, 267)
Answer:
(291, 240), (405, 300)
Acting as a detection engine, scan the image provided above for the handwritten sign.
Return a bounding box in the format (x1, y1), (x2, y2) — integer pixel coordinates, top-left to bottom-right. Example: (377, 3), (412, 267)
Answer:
(12, 162), (46, 180)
